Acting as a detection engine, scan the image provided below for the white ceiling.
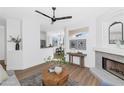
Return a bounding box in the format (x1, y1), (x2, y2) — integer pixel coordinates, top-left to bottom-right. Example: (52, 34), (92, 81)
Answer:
(0, 7), (120, 31)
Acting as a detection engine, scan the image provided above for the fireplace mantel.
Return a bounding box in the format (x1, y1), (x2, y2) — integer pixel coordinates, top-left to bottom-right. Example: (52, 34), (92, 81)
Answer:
(94, 47), (124, 57)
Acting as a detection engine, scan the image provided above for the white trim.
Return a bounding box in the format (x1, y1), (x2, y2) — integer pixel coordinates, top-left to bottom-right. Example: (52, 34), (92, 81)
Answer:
(94, 47), (124, 57)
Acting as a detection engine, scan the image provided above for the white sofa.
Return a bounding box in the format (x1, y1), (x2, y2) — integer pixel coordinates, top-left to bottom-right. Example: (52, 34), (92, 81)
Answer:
(0, 70), (20, 86)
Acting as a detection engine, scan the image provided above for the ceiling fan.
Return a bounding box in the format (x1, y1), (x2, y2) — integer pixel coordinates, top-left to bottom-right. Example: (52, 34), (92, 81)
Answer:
(35, 7), (72, 24)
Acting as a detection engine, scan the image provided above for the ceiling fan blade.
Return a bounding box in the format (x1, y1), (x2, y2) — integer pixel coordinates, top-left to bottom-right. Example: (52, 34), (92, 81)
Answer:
(35, 10), (52, 19)
(56, 16), (72, 20)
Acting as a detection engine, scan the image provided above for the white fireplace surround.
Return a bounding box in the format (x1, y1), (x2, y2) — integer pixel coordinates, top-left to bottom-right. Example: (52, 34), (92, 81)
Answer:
(90, 48), (124, 86)
(94, 48), (124, 58)
(91, 9), (124, 85)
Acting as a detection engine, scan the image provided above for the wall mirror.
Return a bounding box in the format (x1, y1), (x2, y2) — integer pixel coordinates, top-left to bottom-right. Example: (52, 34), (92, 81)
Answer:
(109, 22), (123, 44)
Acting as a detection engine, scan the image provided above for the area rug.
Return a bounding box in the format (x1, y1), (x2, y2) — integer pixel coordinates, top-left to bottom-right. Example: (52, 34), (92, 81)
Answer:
(19, 73), (79, 86)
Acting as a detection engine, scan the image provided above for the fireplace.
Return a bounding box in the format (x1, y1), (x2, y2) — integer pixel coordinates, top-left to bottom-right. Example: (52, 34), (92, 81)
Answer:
(102, 57), (124, 80)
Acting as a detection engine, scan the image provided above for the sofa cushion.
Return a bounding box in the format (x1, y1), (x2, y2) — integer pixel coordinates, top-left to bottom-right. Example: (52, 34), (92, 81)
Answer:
(1, 75), (20, 86)
(0, 68), (20, 86)
(0, 64), (9, 84)
(7, 70), (15, 76)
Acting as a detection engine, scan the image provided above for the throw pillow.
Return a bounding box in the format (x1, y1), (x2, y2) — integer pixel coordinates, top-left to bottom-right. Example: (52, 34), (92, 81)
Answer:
(0, 64), (9, 84)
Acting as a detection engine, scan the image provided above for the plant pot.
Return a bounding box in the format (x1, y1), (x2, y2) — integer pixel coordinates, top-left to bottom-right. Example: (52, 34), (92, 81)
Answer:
(15, 43), (20, 50)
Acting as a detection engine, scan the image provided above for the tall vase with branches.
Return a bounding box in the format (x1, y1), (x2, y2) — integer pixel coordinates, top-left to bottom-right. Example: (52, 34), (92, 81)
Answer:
(8, 35), (22, 50)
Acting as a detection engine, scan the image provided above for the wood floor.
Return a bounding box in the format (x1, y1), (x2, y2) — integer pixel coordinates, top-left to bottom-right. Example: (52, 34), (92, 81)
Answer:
(15, 62), (101, 86)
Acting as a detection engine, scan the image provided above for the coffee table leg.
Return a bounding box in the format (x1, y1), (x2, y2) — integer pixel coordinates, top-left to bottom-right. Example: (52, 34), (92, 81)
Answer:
(42, 80), (45, 86)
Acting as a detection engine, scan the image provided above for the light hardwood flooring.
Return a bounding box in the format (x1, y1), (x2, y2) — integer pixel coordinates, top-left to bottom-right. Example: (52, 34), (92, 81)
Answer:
(15, 62), (101, 86)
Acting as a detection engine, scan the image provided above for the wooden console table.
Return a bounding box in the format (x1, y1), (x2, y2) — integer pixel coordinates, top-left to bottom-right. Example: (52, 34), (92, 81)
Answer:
(67, 52), (87, 67)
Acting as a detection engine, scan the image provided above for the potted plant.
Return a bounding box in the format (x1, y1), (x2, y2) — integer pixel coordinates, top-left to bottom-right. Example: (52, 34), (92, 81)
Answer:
(8, 35), (22, 50)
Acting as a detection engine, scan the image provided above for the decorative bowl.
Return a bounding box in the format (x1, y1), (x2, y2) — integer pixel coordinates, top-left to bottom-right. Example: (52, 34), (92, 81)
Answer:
(54, 66), (63, 74)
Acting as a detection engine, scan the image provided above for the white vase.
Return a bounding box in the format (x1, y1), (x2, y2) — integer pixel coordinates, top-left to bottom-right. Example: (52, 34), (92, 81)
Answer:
(116, 40), (124, 49)
(54, 66), (62, 74)
(119, 45), (124, 49)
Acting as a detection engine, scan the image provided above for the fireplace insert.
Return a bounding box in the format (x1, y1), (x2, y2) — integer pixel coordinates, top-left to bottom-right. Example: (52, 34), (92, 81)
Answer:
(102, 57), (124, 80)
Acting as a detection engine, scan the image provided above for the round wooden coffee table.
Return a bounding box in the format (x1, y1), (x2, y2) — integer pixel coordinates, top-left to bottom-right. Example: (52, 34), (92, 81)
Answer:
(42, 66), (69, 86)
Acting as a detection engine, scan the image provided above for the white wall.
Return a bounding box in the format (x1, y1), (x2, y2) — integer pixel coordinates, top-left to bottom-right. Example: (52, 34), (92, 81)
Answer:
(22, 17), (54, 69)
(96, 9), (124, 49)
(40, 31), (46, 40)
(0, 26), (5, 60)
(7, 51), (23, 70)
(22, 17), (40, 68)
(86, 20), (96, 67)
(2, 16), (54, 70)
(7, 19), (22, 51)
(6, 18), (23, 70)
(67, 27), (88, 65)
(65, 19), (96, 67)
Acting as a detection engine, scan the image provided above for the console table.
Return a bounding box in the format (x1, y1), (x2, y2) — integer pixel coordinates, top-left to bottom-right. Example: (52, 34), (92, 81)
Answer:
(67, 52), (87, 67)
